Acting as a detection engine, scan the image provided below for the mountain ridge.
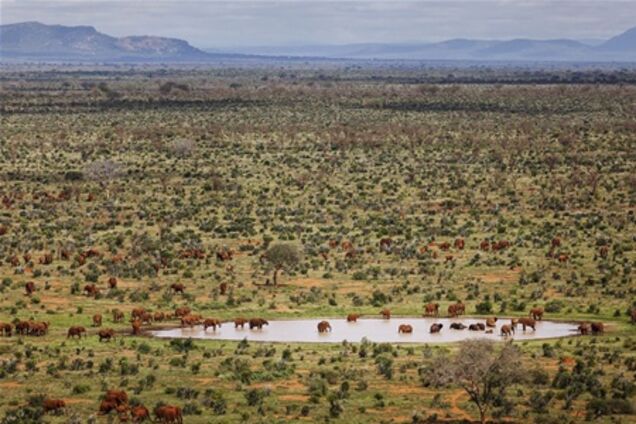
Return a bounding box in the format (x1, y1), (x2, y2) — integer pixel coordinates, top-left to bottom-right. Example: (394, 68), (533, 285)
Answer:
(1, 21), (635, 62)
(0, 21), (213, 61)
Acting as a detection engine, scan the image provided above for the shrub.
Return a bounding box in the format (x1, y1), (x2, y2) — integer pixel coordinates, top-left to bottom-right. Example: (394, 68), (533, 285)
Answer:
(545, 300), (564, 313)
(475, 301), (493, 314)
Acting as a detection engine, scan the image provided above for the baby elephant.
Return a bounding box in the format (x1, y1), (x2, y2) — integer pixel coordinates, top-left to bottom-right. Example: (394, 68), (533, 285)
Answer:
(500, 324), (514, 337)
(398, 324), (413, 333)
(429, 323), (443, 333)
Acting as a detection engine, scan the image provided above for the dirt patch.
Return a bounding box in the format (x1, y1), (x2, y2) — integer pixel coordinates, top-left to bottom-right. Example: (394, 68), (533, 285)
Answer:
(278, 394), (309, 402)
(251, 378), (305, 391)
(62, 398), (92, 405)
(286, 277), (373, 295)
(448, 389), (472, 422)
(40, 295), (72, 306)
(475, 268), (521, 283)
(0, 381), (22, 389)
(387, 385), (436, 396)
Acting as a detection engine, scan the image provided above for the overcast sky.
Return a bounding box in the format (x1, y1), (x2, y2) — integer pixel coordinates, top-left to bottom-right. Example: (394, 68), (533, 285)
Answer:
(1, 0), (635, 48)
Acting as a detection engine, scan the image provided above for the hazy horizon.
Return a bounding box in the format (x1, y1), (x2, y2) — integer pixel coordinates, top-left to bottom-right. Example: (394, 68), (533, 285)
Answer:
(1, 0), (635, 49)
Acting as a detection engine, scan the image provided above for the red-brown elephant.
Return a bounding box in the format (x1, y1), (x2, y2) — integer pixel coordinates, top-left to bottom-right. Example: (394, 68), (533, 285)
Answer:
(234, 317), (248, 328)
(112, 309), (124, 323)
(43, 399), (65, 413)
(448, 302), (465, 317)
(500, 324), (514, 337)
(67, 326), (86, 338)
(154, 405), (182, 424)
(430, 323), (443, 333)
(317, 321), (332, 333)
(518, 317), (536, 331)
(424, 303), (439, 317)
(529, 307), (544, 320)
(98, 328), (115, 342)
(591, 322), (604, 334)
(170, 283), (185, 294)
(203, 318), (222, 331)
(174, 307), (191, 318)
(93, 314), (102, 327)
(181, 315), (201, 328)
(25, 281), (36, 296)
(132, 405), (150, 423)
(398, 324), (413, 333)
(0, 323), (12, 336)
(108, 277), (118, 289)
(578, 323), (591, 335)
(249, 318), (269, 329)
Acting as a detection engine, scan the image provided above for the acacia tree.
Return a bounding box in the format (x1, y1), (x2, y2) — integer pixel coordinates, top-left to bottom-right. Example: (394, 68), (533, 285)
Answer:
(263, 243), (301, 286)
(421, 339), (525, 424)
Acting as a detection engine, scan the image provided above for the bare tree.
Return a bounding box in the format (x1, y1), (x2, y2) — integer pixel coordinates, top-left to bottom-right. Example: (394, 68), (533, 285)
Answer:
(420, 339), (525, 424)
(169, 139), (197, 158)
(85, 159), (122, 200)
(586, 168), (602, 199)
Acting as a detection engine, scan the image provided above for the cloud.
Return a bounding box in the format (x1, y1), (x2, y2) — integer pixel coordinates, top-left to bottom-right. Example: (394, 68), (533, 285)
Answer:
(1, 1), (635, 47)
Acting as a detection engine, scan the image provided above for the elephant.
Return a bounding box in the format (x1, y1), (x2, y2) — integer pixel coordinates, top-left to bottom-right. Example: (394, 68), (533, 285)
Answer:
(234, 317), (248, 328)
(93, 314), (102, 327)
(500, 324), (514, 337)
(398, 324), (413, 333)
(529, 307), (544, 320)
(203, 318), (222, 331)
(448, 302), (465, 317)
(170, 283), (185, 294)
(67, 326), (87, 339)
(486, 317), (498, 327)
(98, 328), (115, 342)
(518, 317), (536, 331)
(346, 314), (360, 322)
(469, 323), (485, 331)
(429, 323), (443, 333)
(180, 315), (201, 328)
(317, 321), (332, 333)
(450, 323), (466, 330)
(424, 303), (439, 317)
(380, 309), (391, 319)
(578, 323), (591, 335)
(174, 306), (191, 318)
(591, 322), (604, 334)
(249, 318), (269, 330)
(0, 323), (12, 336)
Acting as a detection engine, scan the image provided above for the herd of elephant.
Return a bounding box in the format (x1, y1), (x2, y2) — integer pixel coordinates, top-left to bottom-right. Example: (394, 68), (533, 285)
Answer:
(1, 304), (614, 343)
(313, 305), (606, 337)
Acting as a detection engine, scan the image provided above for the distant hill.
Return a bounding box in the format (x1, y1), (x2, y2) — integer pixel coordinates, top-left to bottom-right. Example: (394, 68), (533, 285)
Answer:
(1, 21), (635, 63)
(600, 26), (636, 52)
(220, 26), (636, 62)
(0, 21), (214, 61)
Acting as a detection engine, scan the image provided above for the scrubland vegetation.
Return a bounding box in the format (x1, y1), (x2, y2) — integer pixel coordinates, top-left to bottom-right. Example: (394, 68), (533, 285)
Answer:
(0, 64), (634, 423)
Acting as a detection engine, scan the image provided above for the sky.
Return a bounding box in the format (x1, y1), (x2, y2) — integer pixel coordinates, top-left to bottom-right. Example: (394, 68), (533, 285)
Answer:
(1, 0), (635, 48)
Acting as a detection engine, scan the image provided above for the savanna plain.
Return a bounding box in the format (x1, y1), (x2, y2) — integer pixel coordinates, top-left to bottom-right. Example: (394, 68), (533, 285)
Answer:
(0, 64), (635, 423)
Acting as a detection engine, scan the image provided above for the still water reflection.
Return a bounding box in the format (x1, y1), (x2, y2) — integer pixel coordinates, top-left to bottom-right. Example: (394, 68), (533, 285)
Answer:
(151, 317), (579, 343)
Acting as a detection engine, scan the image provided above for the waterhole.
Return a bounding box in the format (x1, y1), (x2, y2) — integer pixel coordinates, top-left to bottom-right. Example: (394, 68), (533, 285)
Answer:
(151, 317), (580, 343)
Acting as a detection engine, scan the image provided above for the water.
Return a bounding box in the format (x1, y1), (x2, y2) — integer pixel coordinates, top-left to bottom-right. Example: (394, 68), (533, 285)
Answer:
(151, 317), (580, 344)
